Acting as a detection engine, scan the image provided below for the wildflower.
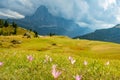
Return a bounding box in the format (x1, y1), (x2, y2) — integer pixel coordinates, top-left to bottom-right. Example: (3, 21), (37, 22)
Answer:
(68, 56), (76, 64)
(75, 74), (82, 80)
(71, 59), (76, 64)
(27, 55), (33, 62)
(69, 56), (72, 60)
(0, 62), (3, 66)
(49, 57), (52, 62)
(52, 65), (62, 79)
(44, 55), (52, 63)
(84, 60), (88, 66)
(105, 61), (110, 65)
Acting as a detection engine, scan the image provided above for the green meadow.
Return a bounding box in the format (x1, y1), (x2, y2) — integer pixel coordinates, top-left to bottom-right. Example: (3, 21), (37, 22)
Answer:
(0, 35), (120, 80)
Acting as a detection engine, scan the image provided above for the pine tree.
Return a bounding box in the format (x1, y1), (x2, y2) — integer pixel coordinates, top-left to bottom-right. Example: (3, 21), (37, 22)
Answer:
(12, 22), (17, 28)
(0, 30), (3, 35)
(34, 31), (38, 37)
(12, 22), (17, 35)
(4, 20), (9, 27)
(0, 19), (4, 28)
(13, 27), (17, 35)
(49, 33), (55, 37)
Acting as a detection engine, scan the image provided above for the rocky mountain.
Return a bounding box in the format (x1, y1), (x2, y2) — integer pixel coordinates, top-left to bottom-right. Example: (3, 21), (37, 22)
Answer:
(77, 24), (120, 43)
(9, 6), (92, 37)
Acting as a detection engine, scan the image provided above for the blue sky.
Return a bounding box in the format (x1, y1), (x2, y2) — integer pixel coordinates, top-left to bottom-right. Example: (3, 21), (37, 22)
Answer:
(0, 0), (120, 29)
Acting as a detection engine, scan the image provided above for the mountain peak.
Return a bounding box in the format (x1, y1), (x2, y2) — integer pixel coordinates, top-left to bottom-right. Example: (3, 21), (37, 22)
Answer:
(9, 6), (92, 37)
(36, 6), (48, 13)
(32, 6), (50, 17)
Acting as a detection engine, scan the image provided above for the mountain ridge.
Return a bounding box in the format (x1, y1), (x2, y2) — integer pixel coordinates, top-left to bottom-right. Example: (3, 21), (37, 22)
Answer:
(76, 25), (120, 43)
(8, 6), (92, 37)
(114, 24), (120, 28)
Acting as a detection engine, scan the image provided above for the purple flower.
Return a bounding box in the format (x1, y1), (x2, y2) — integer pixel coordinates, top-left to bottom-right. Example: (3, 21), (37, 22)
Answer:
(69, 56), (76, 64)
(75, 74), (82, 80)
(27, 55), (33, 62)
(52, 65), (62, 79)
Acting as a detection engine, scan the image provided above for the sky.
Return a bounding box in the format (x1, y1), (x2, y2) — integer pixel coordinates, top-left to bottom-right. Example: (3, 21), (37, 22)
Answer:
(0, 0), (120, 29)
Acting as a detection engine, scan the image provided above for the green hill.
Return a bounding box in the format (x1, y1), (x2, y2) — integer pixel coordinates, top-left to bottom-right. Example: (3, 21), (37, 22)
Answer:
(0, 19), (37, 37)
(0, 35), (120, 80)
(0, 25), (30, 35)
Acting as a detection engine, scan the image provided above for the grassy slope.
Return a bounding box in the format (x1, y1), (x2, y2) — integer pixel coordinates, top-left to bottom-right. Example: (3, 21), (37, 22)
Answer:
(0, 36), (120, 80)
(0, 25), (35, 37)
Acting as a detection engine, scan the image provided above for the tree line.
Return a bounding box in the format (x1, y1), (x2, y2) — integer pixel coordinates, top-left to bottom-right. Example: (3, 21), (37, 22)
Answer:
(0, 19), (18, 35)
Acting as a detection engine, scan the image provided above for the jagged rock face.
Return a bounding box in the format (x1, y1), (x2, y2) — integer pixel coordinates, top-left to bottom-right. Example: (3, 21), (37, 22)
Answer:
(9, 6), (92, 37)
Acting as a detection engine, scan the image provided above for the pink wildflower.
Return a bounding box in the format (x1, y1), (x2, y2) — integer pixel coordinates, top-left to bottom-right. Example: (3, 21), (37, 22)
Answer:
(52, 65), (62, 79)
(0, 62), (3, 66)
(75, 74), (82, 80)
(27, 55), (33, 62)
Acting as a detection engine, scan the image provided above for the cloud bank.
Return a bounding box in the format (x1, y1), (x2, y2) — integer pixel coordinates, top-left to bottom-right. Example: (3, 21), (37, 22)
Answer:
(0, 9), (24, 19)
(0, 0), (120, 29)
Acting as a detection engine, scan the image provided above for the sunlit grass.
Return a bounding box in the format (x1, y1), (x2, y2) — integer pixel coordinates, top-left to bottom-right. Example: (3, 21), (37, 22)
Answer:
(0, 35), (120, 80)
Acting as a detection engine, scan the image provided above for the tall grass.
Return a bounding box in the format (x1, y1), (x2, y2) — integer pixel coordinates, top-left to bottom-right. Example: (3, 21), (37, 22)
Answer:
(0, 36), (120, 80)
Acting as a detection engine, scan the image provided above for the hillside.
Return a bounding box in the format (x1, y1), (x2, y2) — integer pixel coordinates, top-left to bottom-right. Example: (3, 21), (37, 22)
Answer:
(76, 24), (120, 43)
(0, 19), (36, 37)
(0, 35), (120, 79)
(9, 6), (92, 37)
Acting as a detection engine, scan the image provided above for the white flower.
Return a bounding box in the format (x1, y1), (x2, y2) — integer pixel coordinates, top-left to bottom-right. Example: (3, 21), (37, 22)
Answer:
(84, 60), (88, 66)
(68, 56), (76, 64)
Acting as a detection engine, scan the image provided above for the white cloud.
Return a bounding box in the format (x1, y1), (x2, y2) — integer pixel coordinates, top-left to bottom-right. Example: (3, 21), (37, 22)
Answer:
(0, 0), (89, 20)
(77, 22), (89, 27)
(0, 0), (42, 15)
(100, 0), (116, 10)
(114, 7), (120, 22)
(84, 17), (114, 29)
(93, 23), (114, 29)
(0, 0), (120, 29)
(116, 15), (120, 22)
(42, 0), (89, 20)
(0, 9), (24, 19)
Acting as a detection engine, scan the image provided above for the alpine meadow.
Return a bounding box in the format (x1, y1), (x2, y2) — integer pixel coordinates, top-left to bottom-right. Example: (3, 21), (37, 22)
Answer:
(0, 0), (120, 80)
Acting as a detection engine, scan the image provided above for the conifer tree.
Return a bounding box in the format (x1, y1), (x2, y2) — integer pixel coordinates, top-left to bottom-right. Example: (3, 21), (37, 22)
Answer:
(0, 19), (4, 28)
(12, 22), (17, 35)
(12, 22), (17, 28)
(4, 20), (9, 27)
(34, 31), (38, 37)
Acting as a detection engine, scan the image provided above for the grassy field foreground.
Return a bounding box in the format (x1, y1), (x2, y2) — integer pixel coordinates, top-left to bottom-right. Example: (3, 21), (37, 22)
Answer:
(0, 35), (120, 80)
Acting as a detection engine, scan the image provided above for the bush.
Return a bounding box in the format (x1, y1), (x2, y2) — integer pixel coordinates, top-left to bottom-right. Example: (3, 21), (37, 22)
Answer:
(11, 40), (22, 44)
